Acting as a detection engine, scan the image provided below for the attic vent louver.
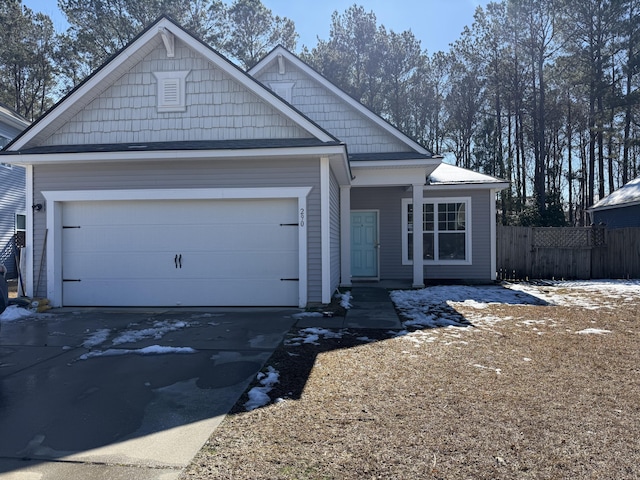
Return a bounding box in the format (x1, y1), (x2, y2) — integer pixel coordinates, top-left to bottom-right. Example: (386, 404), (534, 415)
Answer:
(152, 71), (190, 112)
(268, 81), (295, 103)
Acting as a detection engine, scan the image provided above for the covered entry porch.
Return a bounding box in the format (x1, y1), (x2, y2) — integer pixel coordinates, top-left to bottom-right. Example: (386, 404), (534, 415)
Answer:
(339, 156), (440, 288)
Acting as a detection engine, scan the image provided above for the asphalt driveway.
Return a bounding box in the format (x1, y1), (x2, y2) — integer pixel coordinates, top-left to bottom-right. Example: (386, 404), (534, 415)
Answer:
(0, 307), (299, 479)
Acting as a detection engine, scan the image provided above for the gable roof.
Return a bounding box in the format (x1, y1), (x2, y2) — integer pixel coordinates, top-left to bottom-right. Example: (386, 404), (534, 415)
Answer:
(250, 46), (436, 159)
(5, 16), (338, 152)
(589, 177), (640, 211)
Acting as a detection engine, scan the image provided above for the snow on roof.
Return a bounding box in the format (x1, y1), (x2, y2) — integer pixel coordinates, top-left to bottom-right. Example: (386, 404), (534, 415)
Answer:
(427, 162), (508, 186)
(590, 177), (640, 211)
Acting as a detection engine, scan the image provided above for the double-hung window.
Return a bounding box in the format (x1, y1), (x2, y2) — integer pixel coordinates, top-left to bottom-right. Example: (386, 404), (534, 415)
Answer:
(402, 197), (471, 264)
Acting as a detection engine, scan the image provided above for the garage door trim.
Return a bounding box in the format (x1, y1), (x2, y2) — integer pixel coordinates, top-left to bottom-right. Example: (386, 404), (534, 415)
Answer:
(42, 187), (312, 307)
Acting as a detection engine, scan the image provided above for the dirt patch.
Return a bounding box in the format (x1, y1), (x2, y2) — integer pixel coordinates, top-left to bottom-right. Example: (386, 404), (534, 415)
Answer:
(181, 285), (640, 479)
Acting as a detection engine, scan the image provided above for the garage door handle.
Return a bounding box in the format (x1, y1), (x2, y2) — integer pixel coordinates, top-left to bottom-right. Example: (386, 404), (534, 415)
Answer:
(178, 254), (182, 268)
(174, 254), (183, 268)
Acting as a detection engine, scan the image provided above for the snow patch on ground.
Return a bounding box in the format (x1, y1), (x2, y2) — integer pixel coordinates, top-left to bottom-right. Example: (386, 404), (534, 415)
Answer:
(245, 366), (280, 411)
(0, 306), (35, 322)
(339, 291), (352, 309)
(389, 280), (639, 345)
(111, 320), (192, 345)
(285, 327), (345, 346)
(79, 345), (197, 360)
(83, 328), (111, 348)
(576, 328), (611, 335)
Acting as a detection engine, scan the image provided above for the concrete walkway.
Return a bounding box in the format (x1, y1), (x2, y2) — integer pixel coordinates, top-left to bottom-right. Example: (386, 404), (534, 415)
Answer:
(295, 284), (404, 329)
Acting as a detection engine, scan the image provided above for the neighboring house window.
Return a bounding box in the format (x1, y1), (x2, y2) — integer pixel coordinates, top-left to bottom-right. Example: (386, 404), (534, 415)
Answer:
(402, 197), (472, 264)
(268, 81), (295, 103)
(15, 214), (26, 248)
(152, 71), (190, 112)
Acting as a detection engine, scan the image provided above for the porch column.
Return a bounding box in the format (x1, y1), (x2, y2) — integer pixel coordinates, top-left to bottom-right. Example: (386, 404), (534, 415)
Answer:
(412, 183), (425, 288)
(340, 185), (352, 287)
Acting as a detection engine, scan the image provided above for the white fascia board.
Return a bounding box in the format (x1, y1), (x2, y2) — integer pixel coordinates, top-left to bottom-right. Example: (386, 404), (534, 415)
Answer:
(350, 159), (440, 187)
(352, 165), (429, 187)
(2, 144), (349, 166)
(426, 182), (510, 191)
(251, 47), (431, 155)
(0, 110), (29, 131)
(352, 159), (441, 169)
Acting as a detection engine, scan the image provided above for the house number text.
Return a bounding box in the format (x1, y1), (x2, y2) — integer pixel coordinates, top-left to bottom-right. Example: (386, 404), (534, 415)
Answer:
(299, 208), (305, 227)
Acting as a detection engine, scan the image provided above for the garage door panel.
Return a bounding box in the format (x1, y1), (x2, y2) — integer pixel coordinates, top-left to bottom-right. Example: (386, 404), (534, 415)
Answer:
(63, 252), (177, 279)
(63, 278), (299, 307)
(61, 198), (301, 307)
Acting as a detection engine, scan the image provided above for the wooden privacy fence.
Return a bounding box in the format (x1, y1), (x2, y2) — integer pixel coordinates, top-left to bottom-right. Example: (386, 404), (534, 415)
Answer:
(496, 225), (640, 280)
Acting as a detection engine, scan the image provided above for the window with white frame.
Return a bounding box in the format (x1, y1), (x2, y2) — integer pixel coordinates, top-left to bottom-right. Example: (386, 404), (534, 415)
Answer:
(402, 197), (471, 264)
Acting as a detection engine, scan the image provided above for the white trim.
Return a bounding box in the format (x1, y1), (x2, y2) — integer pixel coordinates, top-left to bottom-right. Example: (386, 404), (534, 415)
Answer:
(320, 157), (331, 304)
(350, 209), (380, 280)
(411, 185), (424, 287)
(402, 196), (473, 267)
(4, 145), (348, 166)
(250, 47), (431, 155)
(41, 187), (312, 308)
(490, 189), (498, 281)
(268, 81), (295, 103)
(426, 182), (510, 191)
(152, 70), (190, 112)
(340, 185), (352, 287)
(25, 165), (34, 297)
(352, 159), (439, 169)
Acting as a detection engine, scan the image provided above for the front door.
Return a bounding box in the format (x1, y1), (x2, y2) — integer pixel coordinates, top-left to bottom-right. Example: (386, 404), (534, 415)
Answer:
(351, 211), (378, 278)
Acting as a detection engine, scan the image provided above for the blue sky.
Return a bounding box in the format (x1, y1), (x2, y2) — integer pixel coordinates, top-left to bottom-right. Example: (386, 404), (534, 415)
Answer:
(22, 0), (489, 54)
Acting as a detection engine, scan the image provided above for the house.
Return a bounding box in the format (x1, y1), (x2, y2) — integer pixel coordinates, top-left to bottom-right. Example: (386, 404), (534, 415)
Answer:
(0, 16), (508, 308)
(0, 104), (29, 279)
(589, 177), (640, 228)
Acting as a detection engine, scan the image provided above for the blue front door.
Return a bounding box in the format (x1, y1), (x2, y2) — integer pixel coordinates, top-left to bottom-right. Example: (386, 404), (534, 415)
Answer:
(351, 211), (378, 277)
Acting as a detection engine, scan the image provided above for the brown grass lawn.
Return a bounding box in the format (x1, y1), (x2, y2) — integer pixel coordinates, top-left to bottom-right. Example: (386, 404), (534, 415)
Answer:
(184, 282), (640, 479)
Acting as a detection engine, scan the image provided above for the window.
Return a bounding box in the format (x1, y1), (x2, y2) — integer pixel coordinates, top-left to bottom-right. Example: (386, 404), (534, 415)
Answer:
(152, 71), (190, 112)
(15, 213), (26, 248)
(403, 197), (471, 264)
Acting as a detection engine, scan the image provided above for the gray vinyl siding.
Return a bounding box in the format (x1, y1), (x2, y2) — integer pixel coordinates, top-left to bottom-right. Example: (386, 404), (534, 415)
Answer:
(0, 164), (25, 278)
(592, 204), (640, 228)
(351, 187), (495, 281)
(31, 158), (323, 302)
(329, 169), (341, 293)
(254, 61), (413, 154)
(41, 39), (311, 147)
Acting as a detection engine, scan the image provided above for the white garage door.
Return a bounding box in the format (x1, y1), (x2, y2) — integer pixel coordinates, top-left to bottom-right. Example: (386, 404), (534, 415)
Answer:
(61, 198), (300, 306)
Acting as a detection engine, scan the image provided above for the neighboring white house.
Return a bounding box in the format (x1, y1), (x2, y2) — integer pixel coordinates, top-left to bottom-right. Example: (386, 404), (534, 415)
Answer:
(0, 104), (29, 279)
(0, 16), (508, 308)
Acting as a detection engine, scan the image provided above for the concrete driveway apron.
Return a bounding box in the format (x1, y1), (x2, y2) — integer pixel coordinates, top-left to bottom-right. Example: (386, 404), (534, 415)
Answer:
(0, 307), (298, 480)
